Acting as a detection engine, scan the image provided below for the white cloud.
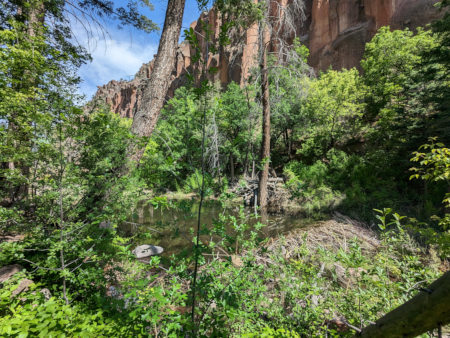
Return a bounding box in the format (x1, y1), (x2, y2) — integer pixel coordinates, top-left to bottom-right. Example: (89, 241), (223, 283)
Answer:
(76, 31), (157, 100)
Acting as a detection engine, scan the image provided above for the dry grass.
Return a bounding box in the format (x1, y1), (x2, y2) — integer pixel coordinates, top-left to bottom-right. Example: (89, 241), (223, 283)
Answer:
(266, 212), (379, 259)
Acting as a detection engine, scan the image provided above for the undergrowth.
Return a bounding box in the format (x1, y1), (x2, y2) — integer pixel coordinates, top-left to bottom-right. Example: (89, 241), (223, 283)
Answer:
(1, 207), (445, 337)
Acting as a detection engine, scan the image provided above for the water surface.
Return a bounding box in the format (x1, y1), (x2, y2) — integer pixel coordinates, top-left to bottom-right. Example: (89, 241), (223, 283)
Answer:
(121, 199), (314, 255)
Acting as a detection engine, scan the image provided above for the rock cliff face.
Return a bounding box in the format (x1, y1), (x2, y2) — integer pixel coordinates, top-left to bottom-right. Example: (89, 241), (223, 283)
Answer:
(94, 0), (440, 118)
(308, 0), (440, 70)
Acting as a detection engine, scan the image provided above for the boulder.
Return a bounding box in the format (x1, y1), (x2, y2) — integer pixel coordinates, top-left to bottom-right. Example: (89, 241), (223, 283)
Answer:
(0, 264), (23, 283)
(132, 245), (164, 258)
(39, 288), (52, 301)
(11, 278), (34, 297)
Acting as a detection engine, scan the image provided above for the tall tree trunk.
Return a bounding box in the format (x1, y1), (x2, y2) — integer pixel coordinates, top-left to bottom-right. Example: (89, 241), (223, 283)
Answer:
(229, 153), (235, 182)
(258, 24), (271, 212)
(27, 0), (45, 37)
(243, 85), (253, 177)
(130, 0), (186, 161)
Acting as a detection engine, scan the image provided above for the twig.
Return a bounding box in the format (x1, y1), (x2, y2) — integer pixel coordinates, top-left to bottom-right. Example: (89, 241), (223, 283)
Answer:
(21, 258), (60, 271)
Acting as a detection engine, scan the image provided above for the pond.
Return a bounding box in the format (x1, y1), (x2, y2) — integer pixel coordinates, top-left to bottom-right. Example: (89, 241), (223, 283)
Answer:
(120, 199), (315, 256)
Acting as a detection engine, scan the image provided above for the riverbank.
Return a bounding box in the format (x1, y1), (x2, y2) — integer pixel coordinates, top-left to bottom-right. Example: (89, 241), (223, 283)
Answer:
(2, 209), (448, 336)
(119, 211), (449, 335)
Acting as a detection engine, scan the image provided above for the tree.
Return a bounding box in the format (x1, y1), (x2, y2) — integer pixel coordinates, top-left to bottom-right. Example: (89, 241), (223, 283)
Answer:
(0, 0), (157, 66)
(269, 39), (312, 164)
(411, 138), (450, 229)
(419, 0), (450, 145)
(218, 82), (256, 180)
(257, 12), (271, 211)
(256, 0), (306, 211)
(361, 27), (437, 151)
(139, 86), (202, 190)
(130, 0), (186, 162)
(0, 0), (151, 309)
(0, 12), (82, 206)
(1, 0), (158, 206)
(298, 69), (365, 159)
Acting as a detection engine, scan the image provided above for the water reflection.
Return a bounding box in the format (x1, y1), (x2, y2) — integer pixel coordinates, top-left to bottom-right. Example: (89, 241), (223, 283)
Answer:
(120, 199), (314, 255)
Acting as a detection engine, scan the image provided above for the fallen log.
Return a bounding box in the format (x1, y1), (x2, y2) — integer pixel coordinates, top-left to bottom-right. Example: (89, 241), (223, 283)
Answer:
(356, 271), (450, 337)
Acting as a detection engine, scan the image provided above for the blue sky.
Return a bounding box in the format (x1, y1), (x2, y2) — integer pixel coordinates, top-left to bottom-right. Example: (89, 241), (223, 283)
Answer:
(76, 1), (204, 100)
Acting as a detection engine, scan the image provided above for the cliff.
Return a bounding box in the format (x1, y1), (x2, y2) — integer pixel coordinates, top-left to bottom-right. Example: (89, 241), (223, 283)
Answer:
(93, 0), (440, 118)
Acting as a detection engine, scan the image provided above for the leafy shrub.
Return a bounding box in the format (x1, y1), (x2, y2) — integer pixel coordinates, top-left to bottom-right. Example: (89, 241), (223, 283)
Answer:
(284, 159), (344, 215)
(183, 169), (214, 195)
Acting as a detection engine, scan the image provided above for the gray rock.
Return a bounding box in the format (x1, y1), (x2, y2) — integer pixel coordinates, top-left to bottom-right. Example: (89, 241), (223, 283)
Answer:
(99, 221), (112, 229)
(132, 245), (164, 258)
(39, 288), (52, 301)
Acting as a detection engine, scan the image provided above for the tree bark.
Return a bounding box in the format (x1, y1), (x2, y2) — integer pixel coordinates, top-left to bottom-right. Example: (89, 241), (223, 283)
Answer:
(357, 272), (450, 338)
(230, 152), (235, 182)
(130, 0), (186, 161)
(27, 0), (46, 37)
(258, 24), (271, 212)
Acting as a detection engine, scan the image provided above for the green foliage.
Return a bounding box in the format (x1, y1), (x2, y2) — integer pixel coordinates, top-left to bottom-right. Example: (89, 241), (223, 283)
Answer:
(184, 169), (213, 194)
(0, 21), (79, 205)
(410, 138), (450, 187)
(419, 1), (450, 143)
(268, 41), (312, 166)
(0, 267), (188, 336)
(284, 159), (344, 215)
(374, 208), (406, 231)
(362, 27), (436, 121)
(284, 149), (410, 218)
(169, 203), (441, 336)
(298, 69), (364, 159)
(243, 327), (301, 337)
(361, 26), (441, 171)
(0, 107), (145, 299)
(0, 284), (119, 336)
(217, 82), (255, 172)
(1, 0), (449, 335)
(140, 83), (259, 191)
(410, 139), (450, 212)
(409, 139), (450, 253)
(139, 87), (200, 190)
(277, 26), (447, 221)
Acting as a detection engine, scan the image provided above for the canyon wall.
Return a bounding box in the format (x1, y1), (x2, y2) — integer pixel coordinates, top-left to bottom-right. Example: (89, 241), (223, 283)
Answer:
(93, 0), (440, 118)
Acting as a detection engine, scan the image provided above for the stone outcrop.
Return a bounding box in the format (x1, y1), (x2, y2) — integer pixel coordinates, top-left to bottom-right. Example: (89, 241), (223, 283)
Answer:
(93, 0), (440, 118)
(308, 0), (441, 70)
(0, 264), (23, 283)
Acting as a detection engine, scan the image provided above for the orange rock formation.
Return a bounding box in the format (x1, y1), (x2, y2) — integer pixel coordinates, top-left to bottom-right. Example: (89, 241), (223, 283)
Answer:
(94, 0), (440, 118)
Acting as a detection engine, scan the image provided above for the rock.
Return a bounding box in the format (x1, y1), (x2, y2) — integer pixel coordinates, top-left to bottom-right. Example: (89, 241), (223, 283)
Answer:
(11, 278), (34, 297)
(334, 263), (348, 288)
(39, 288), (52, 301)
(132, 245), (164, 258)
(92, 1), (440, 119)
(348, 267), (367, 280)
(99, 221), (112, 229)
(311, 294), (321, 307)
(0, 264), (24, 283)
(0, 234), (25, 243)
(231, 255), (243, 268)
